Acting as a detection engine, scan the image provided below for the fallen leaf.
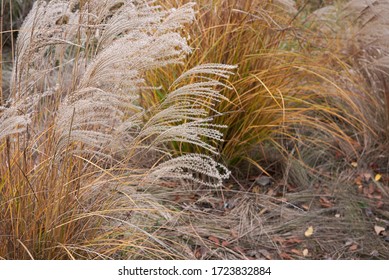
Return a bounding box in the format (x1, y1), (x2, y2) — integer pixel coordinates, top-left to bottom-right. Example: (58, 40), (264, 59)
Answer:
(351, 162), (358, 168)
(194, 246), (207, 259)
(301, 204), (310, 211)
(208, 235), (220, 246)
(221, 240), (230, 247)
(375, 174), (382, 182)
(374, 225), (385, 235)
(319, 197), (333, 208)
(303, 248), (309, 257)
(194, 249), (202, 259)
(304, 226), (314, 237)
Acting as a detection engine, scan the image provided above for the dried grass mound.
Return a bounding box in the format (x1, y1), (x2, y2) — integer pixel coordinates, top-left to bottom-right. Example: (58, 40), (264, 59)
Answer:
(0, 0), (234, 259)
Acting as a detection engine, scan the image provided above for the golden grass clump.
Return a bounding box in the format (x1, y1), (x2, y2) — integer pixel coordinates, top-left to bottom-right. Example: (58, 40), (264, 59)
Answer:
(147, 0), (372, 177)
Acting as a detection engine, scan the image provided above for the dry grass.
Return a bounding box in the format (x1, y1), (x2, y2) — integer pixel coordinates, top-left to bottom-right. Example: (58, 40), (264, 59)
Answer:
(0, 0), (233, 259)
(146, 0), (373, 178)
(1, 0), (389, 260)
(138, 173), (389, 259)
(345, 0), (389, 139)
(299, 0), (389, 166)
(145, 0), (389, 259)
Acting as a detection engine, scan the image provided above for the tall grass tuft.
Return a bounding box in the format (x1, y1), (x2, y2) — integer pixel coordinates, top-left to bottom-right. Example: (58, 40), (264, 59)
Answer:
(0, 0), (233, 259)
(149, 0), (370, 178)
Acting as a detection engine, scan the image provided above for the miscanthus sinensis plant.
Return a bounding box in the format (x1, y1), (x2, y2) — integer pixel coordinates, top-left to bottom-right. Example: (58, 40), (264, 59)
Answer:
(0, 0), (233, 259)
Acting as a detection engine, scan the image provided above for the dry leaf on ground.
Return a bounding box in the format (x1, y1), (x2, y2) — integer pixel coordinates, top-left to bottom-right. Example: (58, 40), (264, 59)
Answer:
(374, 225), (385, 235)
(303, 248), (309, 257)
(319, 197), (333, 208)
(305, 226), (314, 237)
(375, 174), (382, 182)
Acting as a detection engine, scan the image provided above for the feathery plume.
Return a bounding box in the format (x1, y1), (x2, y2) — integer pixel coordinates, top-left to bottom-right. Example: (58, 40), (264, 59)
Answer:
(8, 0), (233, 188)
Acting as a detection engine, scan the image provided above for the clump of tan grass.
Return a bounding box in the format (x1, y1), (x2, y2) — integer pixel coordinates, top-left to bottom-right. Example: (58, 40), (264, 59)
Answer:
(0, 0), (234, 259)
(303, 0), (389, 158)
(344, 0), (389, 141)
